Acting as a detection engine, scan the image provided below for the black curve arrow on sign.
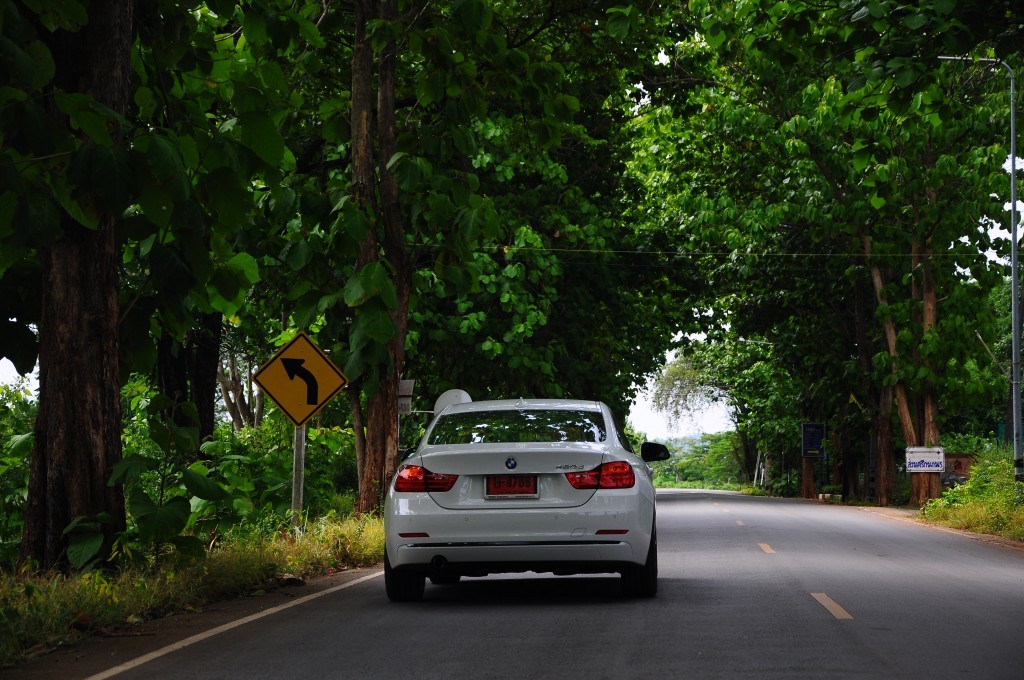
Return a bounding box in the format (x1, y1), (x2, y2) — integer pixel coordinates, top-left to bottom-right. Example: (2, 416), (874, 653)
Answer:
(281, 358), (319, 405)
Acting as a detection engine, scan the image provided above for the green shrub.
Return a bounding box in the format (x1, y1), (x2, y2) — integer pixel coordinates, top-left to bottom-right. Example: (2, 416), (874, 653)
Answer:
(0, 380), (35, 569)
(923, 442), (1024, 540)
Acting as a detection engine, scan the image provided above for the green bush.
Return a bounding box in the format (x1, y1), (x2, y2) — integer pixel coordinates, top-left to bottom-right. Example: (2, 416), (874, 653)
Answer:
(0, 380), (35, 569)
(923, 442), (1024, 539)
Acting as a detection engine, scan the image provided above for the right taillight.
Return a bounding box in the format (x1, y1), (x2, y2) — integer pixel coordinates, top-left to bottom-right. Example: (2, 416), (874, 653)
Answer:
(565, 461), (635, 489)
(393, 465), (459, 493)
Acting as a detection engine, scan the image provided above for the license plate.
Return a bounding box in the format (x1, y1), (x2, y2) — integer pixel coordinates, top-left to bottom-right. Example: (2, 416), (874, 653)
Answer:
(486, 475), (538, 498)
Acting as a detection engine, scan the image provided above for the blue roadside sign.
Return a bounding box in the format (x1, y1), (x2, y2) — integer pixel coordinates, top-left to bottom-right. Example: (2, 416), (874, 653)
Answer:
(802, 423), (826, 458)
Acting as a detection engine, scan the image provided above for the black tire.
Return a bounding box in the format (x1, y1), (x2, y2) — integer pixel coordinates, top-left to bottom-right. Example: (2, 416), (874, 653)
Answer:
(621, 528), (658, 598)
(385, 552), (425, 602)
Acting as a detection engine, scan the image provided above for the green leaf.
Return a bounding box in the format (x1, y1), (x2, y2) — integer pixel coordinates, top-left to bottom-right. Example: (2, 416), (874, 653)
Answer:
(49, 177), (99, 229)
(67, 529), (104, 569)
(144, 134), (190, 200)
(138, 184), (173, 228)
(242, 10), (270, 45)
(288, 10), (326, 49)
(286, 240), (311, 271)
(226, 252), (260, 285)
(606, 7), (633, 41)
(134, 86), (157, 120)
(903, 13), (928, 30)
(345, 261), (397, 308)
(108, 455), (160, 487)
(7, 432), (33, 457)
(54, 92), (114, 146)
(239, 111), (285, 165)
(167, 535), (207, 559)
(452, 0), (492, 33)
(357, 304), (397, 343)
(130, 490), (190, 543)
(182, 468), (229, 501)
(71, 144), (134, 207)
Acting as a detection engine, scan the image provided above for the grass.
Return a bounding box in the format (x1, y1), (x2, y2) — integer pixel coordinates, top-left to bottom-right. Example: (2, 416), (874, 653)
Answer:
(0, 513), (385, 668)
(920, 457), (1024, 541)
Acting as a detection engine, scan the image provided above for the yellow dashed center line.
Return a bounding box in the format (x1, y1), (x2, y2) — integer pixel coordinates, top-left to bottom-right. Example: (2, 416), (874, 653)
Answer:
(811, 592), (854, 620)
(759, 543), (775, 554)
(735, 520), (745, 526)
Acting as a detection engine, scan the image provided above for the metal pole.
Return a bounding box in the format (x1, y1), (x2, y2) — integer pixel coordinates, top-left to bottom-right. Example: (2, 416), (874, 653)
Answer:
(939, 56), (1021, 481)
(291, 423), (307, 527)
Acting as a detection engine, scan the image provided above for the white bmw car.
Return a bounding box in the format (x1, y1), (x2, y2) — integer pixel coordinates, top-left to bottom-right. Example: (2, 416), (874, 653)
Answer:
(383, 396), (671, 601)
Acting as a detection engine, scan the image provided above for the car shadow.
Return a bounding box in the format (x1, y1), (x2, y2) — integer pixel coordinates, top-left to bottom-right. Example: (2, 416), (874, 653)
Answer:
(420, 574), (632, 605)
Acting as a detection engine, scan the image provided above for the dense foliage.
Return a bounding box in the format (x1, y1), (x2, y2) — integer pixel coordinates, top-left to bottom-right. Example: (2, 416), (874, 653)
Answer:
(641, 1), (1021, 503)
(923, 440), (1024, 540)
(650, 433), (749, 490)
(1, 0), (1023, 574)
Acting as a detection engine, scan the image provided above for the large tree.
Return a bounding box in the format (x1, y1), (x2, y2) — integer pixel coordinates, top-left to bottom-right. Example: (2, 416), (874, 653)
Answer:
(13, 1), (134, 568)
(636, 1), (1008, 503)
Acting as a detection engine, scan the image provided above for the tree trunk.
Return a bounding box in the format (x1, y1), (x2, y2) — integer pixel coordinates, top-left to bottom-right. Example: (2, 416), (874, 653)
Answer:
(377, 0), (409, 488)
(190, 312), (222, 445)
(875, 384), (897, 506)
(21, 0), (134, 570)
(801, 457), (816, 499)
(217, 354), (246, 430)
(157, 313), (221, 452)
(350, 0), (411, 512)
(911, 242), (942, 505)
(351, 0), (386, 513)
(861, 233), (918, 447)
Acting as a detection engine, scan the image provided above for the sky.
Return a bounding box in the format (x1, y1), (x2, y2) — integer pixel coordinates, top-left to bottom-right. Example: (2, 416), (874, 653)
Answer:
(628, 377), (732, 441)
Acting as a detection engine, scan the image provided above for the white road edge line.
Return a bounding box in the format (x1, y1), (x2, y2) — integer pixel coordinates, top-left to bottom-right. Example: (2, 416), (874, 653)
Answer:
(83, 571), (384, 680)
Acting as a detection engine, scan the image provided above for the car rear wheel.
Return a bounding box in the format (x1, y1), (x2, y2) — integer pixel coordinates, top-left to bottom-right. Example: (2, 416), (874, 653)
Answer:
(385, 553), (425, 602)
(621, 527), (658, 598)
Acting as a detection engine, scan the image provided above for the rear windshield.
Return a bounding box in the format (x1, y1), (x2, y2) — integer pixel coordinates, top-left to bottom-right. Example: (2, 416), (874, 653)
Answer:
(428, 410), (607, 445)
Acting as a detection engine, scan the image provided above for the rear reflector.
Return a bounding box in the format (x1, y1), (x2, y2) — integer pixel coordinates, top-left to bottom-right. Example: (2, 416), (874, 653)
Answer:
(398, 532), (430, 538)
(393, 465), (459, 492)
(595, 529), (629, 535)
(564, 461), (635, 489)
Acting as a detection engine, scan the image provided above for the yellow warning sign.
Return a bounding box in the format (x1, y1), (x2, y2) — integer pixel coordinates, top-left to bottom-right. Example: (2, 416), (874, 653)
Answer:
(253, 332), (348, 427)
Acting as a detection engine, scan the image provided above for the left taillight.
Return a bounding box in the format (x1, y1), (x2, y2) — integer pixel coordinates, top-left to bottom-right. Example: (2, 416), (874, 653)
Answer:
(393, 464), (459, 493)
(564, 461), (635, 490)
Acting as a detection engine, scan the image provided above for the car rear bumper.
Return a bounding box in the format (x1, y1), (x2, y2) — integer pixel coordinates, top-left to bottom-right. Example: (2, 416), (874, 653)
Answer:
(385, 493), (652, 573)
(390, 540), (638, 575)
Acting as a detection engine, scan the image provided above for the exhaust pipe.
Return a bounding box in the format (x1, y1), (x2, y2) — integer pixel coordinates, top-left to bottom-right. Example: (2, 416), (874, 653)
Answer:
(431, 555), (449, 571)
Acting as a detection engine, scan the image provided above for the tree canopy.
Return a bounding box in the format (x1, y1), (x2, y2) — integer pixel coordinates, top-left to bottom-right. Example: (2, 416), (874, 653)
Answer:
(1, 0), (1021, 568)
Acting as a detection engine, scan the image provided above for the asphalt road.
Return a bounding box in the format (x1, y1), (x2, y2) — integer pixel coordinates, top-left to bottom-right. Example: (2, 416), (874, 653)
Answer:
(15, 490), (1024, 679)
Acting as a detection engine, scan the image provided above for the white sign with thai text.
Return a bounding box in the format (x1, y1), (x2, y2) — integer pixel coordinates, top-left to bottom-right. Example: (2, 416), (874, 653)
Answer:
(906, 447), (945, 473)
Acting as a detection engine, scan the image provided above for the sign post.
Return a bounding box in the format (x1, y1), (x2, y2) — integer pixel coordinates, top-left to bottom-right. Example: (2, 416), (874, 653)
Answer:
(801, 423), (826, 499)
(907, 446), (944, 505)
(254, 332), (348, 526)
(291, 423), (307, 526)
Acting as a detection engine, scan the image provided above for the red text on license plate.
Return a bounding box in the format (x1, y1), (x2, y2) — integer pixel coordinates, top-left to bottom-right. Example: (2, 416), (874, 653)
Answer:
(486, 475), (538, 497)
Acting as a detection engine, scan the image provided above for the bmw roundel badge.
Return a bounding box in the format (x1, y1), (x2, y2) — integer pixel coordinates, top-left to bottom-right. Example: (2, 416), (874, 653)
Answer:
(505, 457), (517, 470)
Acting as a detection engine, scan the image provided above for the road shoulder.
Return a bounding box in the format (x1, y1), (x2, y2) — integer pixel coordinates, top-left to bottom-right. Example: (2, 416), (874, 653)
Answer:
(8, 567), (382, 680)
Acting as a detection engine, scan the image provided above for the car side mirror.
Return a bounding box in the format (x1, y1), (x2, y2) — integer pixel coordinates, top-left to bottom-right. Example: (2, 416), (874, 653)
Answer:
(640, 442), (671, 462)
